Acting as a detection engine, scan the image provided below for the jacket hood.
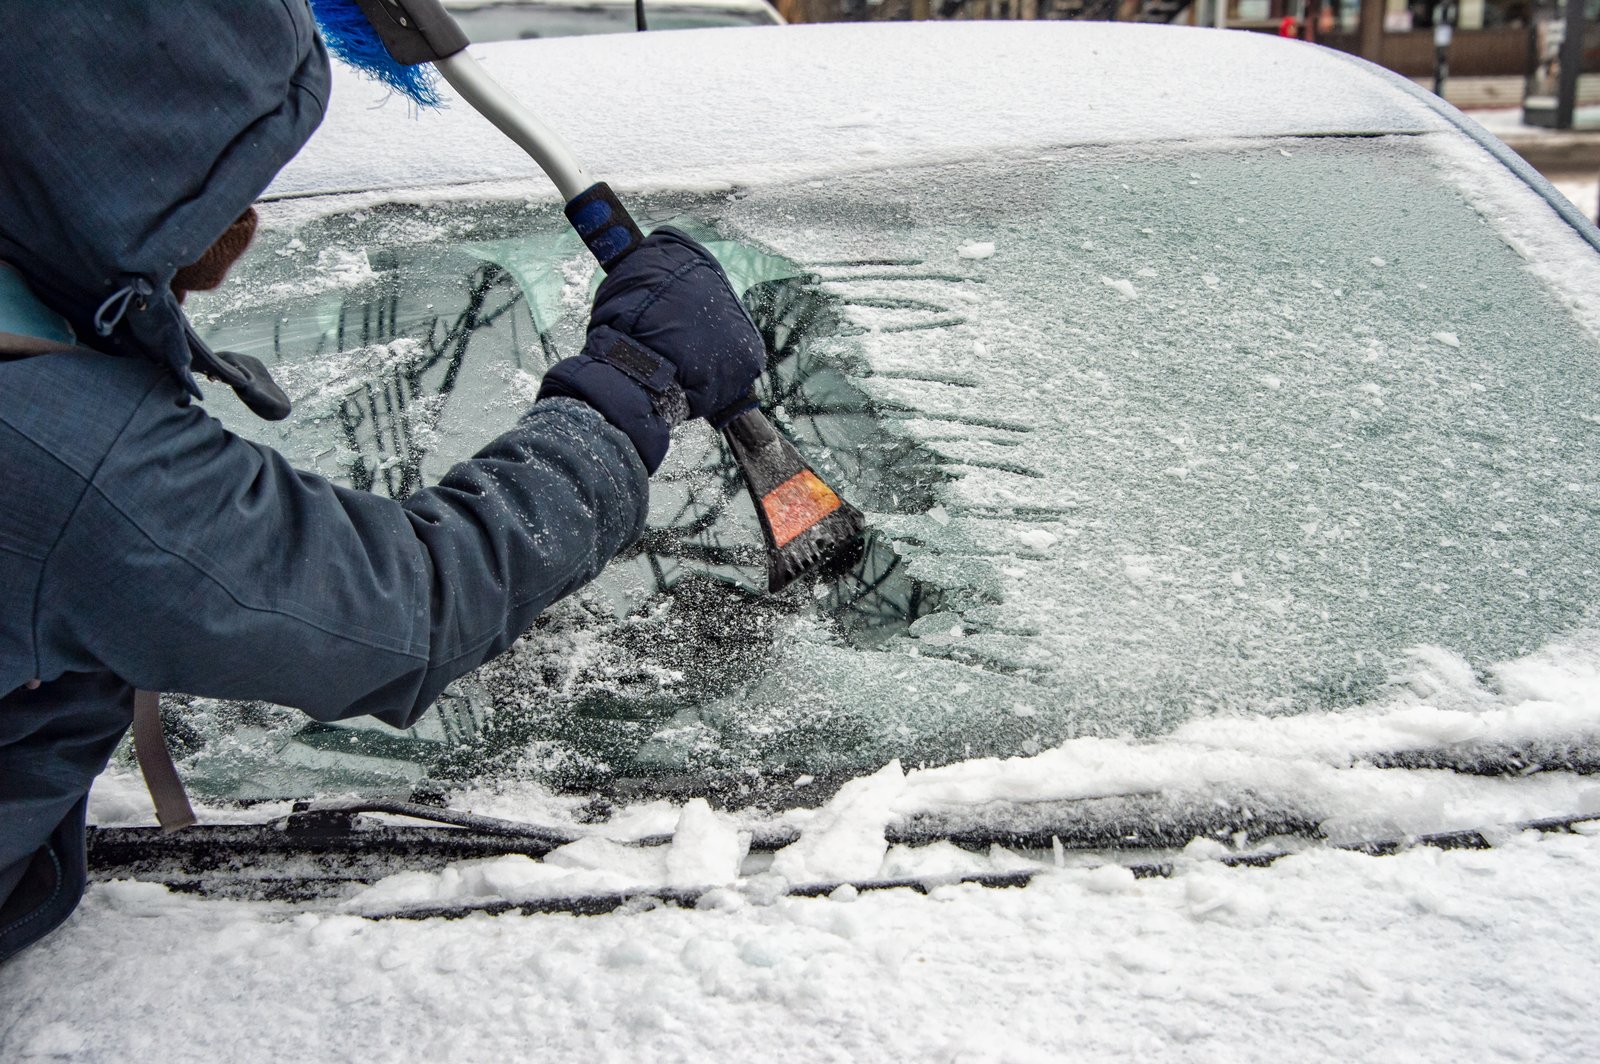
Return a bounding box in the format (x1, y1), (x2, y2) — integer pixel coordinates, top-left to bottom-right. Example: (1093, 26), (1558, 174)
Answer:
(0, 1), (329, 390)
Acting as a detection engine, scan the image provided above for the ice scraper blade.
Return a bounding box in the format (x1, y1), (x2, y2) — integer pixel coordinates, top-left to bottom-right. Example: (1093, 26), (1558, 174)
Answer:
(310, 0), (864, 592)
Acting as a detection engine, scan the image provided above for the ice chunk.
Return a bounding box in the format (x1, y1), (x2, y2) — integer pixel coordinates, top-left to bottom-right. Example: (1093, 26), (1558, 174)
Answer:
(770, 760), (906, 882)
(666, 797), (746, 888)
(1100, 276), (1139, 300)
(1432, 331), (1461, 348)
(957, 240), (996, 260)
(1016, 528), (1059, 552)
(1083, 864), (1136, 893)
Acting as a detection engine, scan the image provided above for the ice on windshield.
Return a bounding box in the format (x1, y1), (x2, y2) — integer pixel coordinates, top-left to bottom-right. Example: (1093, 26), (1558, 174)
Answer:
(184, 133), (1600, 803)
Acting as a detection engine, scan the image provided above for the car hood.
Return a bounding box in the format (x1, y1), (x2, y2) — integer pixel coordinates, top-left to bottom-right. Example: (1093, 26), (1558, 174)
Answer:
(0, 1), (329, 384)
(269, 20), (1452, 201)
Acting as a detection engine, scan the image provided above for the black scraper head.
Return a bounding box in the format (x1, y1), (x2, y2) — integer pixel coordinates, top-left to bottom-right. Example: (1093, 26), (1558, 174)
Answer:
(722, 409), (866, 594)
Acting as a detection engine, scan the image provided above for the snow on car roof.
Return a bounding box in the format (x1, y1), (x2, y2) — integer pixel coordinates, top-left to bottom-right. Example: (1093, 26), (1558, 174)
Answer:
(270, 21), (1451, 201)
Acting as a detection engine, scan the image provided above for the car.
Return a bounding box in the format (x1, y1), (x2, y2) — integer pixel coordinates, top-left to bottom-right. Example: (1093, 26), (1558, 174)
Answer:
(442, 0), (783, 39)
(149, 19), (1600, 864)
(11, 20), (1600, 1062)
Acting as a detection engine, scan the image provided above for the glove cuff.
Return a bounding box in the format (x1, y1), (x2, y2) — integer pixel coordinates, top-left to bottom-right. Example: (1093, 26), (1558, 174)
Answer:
(537, 326), (694, 474)
(538, 356), (671, 474)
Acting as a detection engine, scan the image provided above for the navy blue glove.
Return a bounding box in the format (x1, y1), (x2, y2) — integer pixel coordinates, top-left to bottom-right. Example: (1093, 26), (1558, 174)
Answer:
(538, 227), (766, 474)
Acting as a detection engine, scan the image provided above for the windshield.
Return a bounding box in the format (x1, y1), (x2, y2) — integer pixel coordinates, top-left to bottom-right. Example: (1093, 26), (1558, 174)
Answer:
(183, 133), (1600, 804)
(446, 1), (777, 38)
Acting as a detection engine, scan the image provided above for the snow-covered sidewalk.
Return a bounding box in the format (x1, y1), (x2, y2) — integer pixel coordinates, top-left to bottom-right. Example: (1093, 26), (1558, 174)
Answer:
(4, 827), (1599, 1063)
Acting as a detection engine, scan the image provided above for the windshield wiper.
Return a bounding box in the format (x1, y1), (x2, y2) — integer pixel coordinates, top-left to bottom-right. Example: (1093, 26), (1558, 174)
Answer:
(86, 799), (1600, 916)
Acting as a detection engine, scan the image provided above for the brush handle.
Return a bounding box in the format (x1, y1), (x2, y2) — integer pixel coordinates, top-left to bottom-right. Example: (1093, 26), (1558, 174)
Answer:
(562, 183), (645, 271)
(432, 52), (591, 200)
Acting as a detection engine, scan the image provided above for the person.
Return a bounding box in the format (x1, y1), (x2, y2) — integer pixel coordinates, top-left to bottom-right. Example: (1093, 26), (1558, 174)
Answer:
(0, 2), (764, 964)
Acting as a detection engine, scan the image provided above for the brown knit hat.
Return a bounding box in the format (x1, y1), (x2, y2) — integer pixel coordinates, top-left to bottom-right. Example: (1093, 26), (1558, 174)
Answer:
(171, 207), (258, 302)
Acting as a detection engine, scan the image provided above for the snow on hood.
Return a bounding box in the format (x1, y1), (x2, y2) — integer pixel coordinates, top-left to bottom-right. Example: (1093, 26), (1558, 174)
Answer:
(0, 1), (329, 384)
(270, 21), (1450, 201)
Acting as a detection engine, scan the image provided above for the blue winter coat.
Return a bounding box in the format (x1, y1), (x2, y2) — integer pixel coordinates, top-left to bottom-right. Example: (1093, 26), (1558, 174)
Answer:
(0, 2), (649, 963)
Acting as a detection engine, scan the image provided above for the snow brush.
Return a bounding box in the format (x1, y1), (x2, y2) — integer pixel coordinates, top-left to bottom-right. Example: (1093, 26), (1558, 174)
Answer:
(307, 0), (864, 593)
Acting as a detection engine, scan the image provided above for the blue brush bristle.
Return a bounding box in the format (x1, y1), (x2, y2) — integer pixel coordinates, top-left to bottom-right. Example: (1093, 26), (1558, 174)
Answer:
(308, 0), (444, 108)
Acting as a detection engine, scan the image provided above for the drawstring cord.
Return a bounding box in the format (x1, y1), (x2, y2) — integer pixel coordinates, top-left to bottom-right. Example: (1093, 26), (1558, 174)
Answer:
(92, 277), (154, 337)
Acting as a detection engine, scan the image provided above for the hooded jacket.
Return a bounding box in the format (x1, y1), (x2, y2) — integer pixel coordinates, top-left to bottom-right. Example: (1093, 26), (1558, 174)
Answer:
(0, 1), (649, 963)
(0, 1), (330, 391)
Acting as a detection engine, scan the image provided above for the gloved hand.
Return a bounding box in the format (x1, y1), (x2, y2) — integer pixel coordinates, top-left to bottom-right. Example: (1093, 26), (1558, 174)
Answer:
(538, 227), (766, 474)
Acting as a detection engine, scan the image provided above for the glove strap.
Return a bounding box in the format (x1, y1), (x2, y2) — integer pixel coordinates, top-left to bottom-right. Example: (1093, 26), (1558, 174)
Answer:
(596, 331), (688, 427)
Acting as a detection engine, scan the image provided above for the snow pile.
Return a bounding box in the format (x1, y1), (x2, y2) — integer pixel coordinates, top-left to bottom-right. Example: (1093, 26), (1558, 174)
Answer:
(6, 827), (1600, 1062)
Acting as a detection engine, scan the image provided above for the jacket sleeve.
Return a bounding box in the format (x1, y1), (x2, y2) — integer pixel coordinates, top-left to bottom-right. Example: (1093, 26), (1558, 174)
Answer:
(37, 385), (649, 728)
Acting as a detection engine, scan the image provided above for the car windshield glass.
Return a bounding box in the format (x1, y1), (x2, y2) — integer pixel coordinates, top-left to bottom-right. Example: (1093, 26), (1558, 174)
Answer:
(184, 133), (1600, 805)
(447, 3), (773, 38)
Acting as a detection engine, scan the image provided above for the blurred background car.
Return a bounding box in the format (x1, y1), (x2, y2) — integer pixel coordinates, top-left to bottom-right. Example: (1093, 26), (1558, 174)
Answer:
(443, 0), (782, 39)
(166, 22), (1600, 845)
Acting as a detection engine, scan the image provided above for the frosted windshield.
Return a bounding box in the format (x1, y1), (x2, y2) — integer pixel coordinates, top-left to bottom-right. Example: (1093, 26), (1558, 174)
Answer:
(184, 133), (1600, 802)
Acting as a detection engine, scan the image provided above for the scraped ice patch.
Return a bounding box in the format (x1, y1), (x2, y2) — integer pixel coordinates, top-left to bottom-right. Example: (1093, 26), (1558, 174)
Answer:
(1432, 331), (1461, 348)
(1100, 276), (1139, 300)
(958, 240), (996, 260)
(314, 246), (375, 286)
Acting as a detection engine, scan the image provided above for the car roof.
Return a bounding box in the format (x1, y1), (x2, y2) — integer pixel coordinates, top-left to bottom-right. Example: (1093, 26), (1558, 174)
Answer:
(269, 21), (1452, 202)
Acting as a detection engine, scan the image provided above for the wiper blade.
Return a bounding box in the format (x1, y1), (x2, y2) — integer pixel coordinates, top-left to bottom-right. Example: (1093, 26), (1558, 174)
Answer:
(87, 802), (1600, 916)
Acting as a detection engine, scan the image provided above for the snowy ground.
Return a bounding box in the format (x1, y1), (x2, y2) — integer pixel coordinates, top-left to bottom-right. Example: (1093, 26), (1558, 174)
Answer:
(4, 826), (1599, 1062)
